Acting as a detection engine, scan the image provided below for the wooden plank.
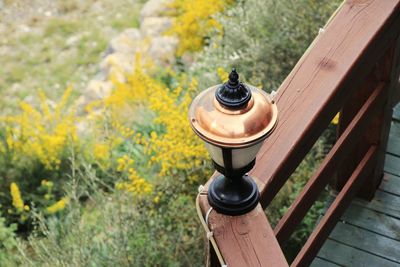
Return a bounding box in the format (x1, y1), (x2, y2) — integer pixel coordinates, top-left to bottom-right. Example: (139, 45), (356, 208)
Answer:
(317, 238), (400, 267)
(386, 135), (400, 157)
(198, 1), (400, 264)
(393, 103), (400, 120)
(390, 121), (400, 137)
(310, 257), (341, 267)
(337, 204), (400, 240)
(274, 84), (385, 245)
(198, 195), (288, 267)
(352, 190), (400, 220)
(329, 222), (400, 263)
(291, 146), (377, 267)
(380, 173), (400, 196)
(360, 34), (400, 199)
(336, 41), (397, 199)
(384, 153), (400, 176)
(252, 0), (400, 207)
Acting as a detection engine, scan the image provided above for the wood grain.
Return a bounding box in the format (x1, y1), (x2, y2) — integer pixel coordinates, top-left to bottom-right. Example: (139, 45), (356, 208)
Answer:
(291, 146), (377, 267)
(384, 153), (400, 176)
(310, 257), (341, 267)
(274, 83), (385, 245)
(380, 173), (400, 196)
(352, 190), (400, 219)
(316, 238), (400, 267)
(199, 194), (288, 267)
(253, 0), (400, 207)
(197, 0), (400, 265)
(329, 223), (400, 263)
(337, 203), (400, 240)
(335, 46), (393, 195)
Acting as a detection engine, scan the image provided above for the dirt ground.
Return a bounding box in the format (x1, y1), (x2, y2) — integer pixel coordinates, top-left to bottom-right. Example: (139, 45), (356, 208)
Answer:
(0, 0), (143, 113)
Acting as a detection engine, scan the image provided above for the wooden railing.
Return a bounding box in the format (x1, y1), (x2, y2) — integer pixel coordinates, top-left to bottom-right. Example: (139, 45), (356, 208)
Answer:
(197, 1), (400, 266)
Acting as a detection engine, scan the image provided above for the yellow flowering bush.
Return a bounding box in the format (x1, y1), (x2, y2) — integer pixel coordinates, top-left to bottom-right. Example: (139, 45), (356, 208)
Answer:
(167, 0), (232, 56)
(1, 88), (77, 170)
(8, 182), (30, 223)
(46, 197), (69, 214)
(115, 168), (153, 196)
(96, 61), (209, 188)
(0, 88), (77, 226)
(148, 78), (208, 178)
(10, 183), (24, 212)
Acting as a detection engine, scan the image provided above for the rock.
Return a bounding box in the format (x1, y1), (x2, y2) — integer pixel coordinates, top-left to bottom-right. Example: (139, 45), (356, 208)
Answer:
(100, 52), (137, 74)
(140, 0), (173, 21)
(140, 17), (172, 37)
(108, 28), (142, 54)
(147, 36), (178, 66)
(83, 80), (113, 101)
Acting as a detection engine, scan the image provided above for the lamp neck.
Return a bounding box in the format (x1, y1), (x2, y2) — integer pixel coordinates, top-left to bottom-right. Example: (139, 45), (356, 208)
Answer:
(212, 159), (255, 179)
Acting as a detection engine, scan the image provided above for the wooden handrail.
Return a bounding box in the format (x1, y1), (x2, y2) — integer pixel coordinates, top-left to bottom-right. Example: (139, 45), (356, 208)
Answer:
(274, 82), (386, 245)
(254, 0), (400, 208)
(197, 1), (400, 266)
(292, 145), (378, 266)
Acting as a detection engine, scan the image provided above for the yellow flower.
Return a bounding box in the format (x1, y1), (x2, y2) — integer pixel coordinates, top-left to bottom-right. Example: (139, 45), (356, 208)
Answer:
(94, 143), (109, 162)
(166, 0), (232, 55)
(1, 88), (77, 170)
(217, 67), (229, 82)
(115, 168), (153, 196)
(116, 155), (134, 172)
(46, 197), (69, 214)
(332, 112), (340, 125)
(10, 182), (24, 212)
(153, 196), (160, 204)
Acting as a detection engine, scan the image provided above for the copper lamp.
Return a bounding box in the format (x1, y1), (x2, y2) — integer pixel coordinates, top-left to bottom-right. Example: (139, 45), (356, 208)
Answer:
(189, 69), (278, 215)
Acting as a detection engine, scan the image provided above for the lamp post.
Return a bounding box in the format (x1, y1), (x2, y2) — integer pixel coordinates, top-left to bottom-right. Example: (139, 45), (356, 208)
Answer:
(189, 68), (278, 215)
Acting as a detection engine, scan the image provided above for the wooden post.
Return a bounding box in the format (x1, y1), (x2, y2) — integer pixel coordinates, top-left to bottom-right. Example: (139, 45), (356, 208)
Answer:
(336, 37), (400, 199)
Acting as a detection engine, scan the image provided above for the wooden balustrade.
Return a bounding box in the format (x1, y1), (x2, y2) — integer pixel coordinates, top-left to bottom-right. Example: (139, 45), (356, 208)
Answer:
(197, 0), (400, 266)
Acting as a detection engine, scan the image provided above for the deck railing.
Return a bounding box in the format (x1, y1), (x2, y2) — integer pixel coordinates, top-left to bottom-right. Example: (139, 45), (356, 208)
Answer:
(197, 1), (400, 266)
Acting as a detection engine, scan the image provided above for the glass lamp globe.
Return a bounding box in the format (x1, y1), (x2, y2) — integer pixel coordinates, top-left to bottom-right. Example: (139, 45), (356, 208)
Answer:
(189, 69), (278, 215)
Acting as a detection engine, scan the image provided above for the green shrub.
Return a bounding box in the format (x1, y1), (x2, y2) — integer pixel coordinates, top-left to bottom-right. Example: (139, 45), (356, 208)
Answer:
(0, 212), (19, 266)
(13, 166), (204, 267)
(1, 0), (342, 265)
(192, 0), (341, 91)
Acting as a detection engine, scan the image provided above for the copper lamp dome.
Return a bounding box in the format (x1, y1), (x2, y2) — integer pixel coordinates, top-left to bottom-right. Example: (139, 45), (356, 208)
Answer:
(189, 68), (278, 215)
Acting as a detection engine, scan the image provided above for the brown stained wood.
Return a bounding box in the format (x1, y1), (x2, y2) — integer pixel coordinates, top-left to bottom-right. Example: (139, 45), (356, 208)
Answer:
(198, 1), (400, 264)
(274, 83), (385, 245)
(198, 194), (288, 267)
(335, 52), (391, 193)
(360, 36), (400, 199)
(291, 146), (377, 267)
(251, 0), (400, 207)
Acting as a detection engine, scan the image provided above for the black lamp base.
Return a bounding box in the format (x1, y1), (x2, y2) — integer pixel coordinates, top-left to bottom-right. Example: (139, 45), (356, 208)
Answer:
(208, 174), (260, 216)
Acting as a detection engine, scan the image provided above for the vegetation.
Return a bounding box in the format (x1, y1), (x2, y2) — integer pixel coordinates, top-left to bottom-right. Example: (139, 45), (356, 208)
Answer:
(0, 0), (143, 113)
(0, 0), (341, 265)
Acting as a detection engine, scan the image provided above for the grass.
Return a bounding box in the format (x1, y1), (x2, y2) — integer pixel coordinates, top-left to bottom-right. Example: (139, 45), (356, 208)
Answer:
(0, 0), (144, 113)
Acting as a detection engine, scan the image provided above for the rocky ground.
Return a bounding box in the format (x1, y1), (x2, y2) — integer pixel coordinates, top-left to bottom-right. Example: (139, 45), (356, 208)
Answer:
(0, 0), (143, 113)
(77, 0), (178, 109)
